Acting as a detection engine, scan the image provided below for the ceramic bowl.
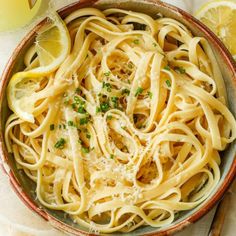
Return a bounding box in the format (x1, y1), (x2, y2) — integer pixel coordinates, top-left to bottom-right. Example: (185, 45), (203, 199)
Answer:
(0, 0), (236, 235)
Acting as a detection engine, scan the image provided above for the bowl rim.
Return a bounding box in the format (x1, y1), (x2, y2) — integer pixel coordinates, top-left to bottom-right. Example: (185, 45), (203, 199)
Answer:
(0, 0), (236, 235)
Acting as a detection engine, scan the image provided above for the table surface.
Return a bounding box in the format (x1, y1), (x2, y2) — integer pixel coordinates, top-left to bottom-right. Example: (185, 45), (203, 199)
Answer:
(0, 0), (235, 235)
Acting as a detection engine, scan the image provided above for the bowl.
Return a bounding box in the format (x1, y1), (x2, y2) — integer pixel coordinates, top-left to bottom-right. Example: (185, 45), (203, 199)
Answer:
(0, 0), (236, 235)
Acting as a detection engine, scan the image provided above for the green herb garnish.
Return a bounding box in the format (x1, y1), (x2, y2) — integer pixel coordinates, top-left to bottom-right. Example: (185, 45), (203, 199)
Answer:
(96, 107), (101, 113)
(74, 96), (85, 105)
(86, 134), (91, 139)
(164, 65), (171, 71)
(110, 154), (114, 159)
(104, 71), (111, 77)
(77, 106), (86, 114)
(111, 96), (118, 108)
(80, 117), (89, 125)
(68, 121), (74, 126)
(75, 88), (81, 94)
(122, 88), (130, 95)
(102, 82), (112, 92)
(100, 102), (110, 112)
(133, 39), (139, 44)
(166, 80), (171, 87)
(148, 91), (153, 99)
(54, 138), (66, 149)
(71, 103), (76, 109)
(81, 146), (90, 154)
(135, 87), (143, 97)
(174, 66), (186, 74)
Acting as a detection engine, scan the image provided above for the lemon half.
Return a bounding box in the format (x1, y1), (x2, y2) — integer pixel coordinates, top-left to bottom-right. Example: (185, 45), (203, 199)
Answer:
(195, 0), (236, 59)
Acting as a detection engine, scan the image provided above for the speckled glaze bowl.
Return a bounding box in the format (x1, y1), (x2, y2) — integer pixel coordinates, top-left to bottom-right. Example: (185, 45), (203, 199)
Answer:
(0, 0), (236, 235)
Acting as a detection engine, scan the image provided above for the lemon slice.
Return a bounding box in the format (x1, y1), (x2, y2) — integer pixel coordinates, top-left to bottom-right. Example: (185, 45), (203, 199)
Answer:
(7, 13), (71, 123)
(7, 72), (41, 123)
(195, 0), (236, 59)
(33, 12), (71, 74)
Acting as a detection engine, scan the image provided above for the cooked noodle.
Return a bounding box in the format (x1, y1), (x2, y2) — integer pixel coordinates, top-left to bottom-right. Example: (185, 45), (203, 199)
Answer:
(5, 8), (236, 233)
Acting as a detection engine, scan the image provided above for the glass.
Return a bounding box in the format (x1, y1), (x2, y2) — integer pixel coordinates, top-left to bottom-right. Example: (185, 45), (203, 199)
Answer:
(0, 0), (42, 31)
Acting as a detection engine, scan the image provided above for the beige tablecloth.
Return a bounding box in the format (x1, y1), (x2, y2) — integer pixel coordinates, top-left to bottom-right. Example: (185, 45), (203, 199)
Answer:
(0, 0), (235, 235)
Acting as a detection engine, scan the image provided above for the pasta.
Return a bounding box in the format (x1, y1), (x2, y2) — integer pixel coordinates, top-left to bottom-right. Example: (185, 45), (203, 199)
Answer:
(5, 8), (236, 233)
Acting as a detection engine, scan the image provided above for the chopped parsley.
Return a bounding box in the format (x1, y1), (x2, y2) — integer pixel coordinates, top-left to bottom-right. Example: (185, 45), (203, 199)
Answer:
(71, 103), (77, 109)
(148, 91), (153, 99)
(166, 80), (171, 87)
(54, 138), (66, 149)
(96, 107), (101, 113)
(81, 146), (90, 154)
(68, 121), (74, 126)
(111, 96), (118, 108)
(50, 124), (55, 131)
(153, 42), (157, 47)
(77, 106), (86, 114)
(100, 102), (110, 112)
(74, 96), (85, 105)
(86, 134), (91, 139)
(122, 88), (130, 95)
(80, 117), (89, 125)
(135, 87), (143, 97)
(104, 71), (111, 77)
(75, 88), (81, 94)
(110, 154), (114, 159)
(164, 65), (171, 71)
(72, 96), (87, 113)
(174, 66), (186, 74)
(133, 39), (139, 44)
(102, 82), (112, 92)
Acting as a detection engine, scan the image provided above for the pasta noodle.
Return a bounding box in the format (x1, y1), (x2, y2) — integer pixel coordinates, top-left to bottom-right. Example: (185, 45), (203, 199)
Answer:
(5, 8), (236, 233)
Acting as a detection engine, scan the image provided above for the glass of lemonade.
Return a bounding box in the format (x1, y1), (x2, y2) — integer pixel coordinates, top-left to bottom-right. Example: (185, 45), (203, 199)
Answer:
(0, 0), (42, 31)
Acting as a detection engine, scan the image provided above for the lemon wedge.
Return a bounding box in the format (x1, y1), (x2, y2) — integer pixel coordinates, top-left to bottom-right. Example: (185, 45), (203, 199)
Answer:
(7, 13), (71, 123)
(195, 0), (236, 59)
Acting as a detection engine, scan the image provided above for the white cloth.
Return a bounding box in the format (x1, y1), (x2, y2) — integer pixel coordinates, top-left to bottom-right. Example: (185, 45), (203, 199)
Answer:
(0, 0), (235, 235)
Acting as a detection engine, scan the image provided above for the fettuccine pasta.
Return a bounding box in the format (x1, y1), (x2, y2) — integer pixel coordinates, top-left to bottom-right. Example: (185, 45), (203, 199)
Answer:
(5, 8), (236, 233)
